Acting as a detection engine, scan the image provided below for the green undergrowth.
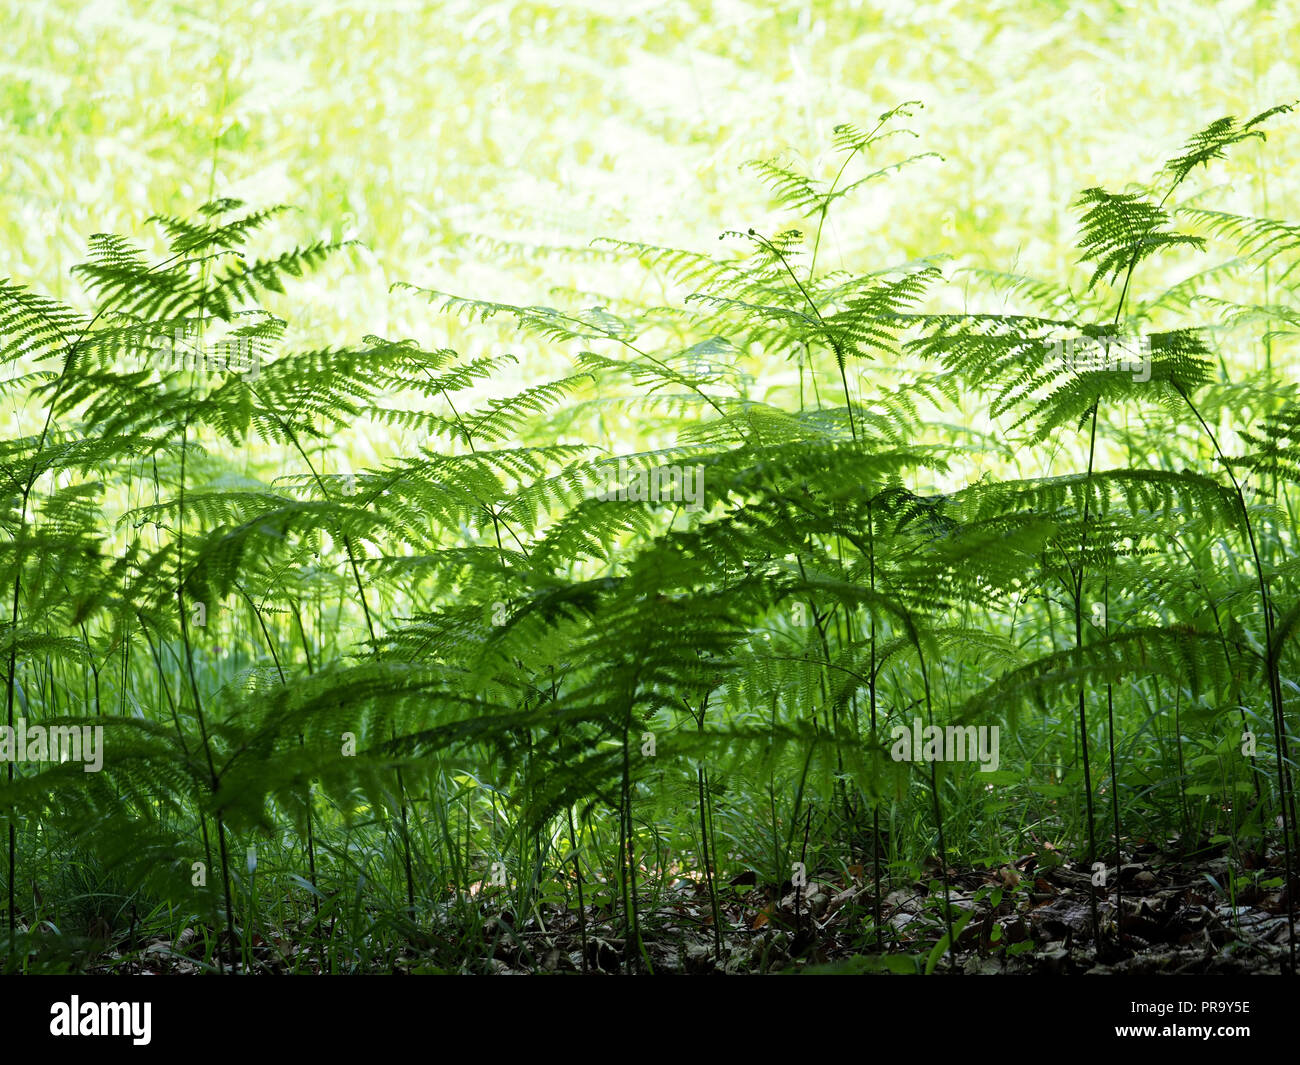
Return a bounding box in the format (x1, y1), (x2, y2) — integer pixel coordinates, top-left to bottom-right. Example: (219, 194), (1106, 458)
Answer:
(1, 103), (1298, 974)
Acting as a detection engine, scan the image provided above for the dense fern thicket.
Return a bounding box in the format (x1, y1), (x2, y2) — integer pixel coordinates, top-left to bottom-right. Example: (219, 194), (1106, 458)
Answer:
(1, 104), (1298, 975)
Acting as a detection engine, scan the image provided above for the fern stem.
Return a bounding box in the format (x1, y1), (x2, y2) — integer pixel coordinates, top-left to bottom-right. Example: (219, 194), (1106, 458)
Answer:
(1072, 401), (1103, 950)
(749, 228), (858, 442)
(1174, 383), (1297, 972)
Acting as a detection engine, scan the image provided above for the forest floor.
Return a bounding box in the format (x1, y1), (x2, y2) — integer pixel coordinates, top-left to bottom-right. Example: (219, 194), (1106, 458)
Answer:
(77, 841), (1295, 975)
(474, 844), (1294, 976)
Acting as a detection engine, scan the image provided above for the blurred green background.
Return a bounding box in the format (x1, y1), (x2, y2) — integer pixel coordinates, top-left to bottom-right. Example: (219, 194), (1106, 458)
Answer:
(1, 0), (1295, 385)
